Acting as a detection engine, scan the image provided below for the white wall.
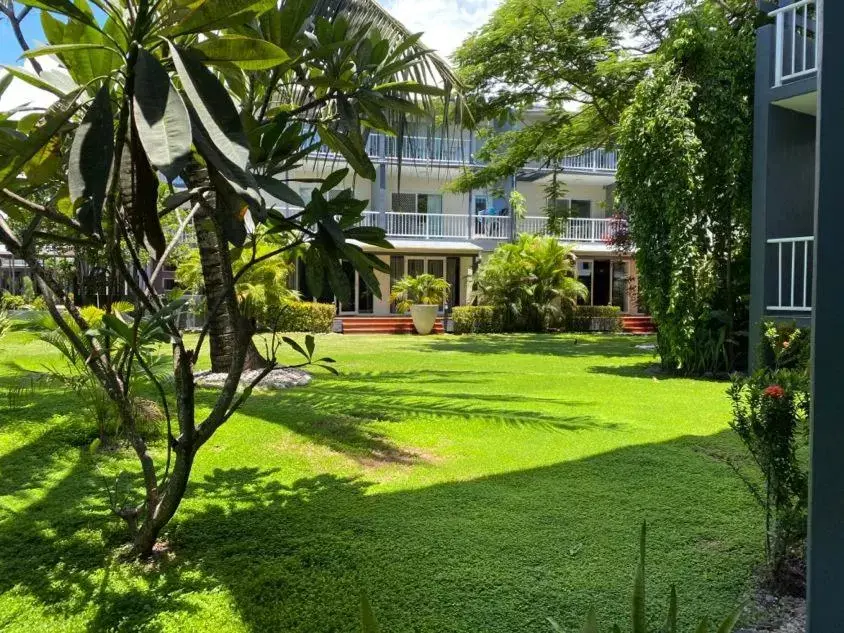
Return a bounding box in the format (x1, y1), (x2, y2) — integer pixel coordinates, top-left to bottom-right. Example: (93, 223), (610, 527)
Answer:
(517, 181), (610, 218)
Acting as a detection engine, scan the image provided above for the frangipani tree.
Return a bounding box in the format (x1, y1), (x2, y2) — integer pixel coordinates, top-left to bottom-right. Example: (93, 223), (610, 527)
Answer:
(0, 0), (455, 557)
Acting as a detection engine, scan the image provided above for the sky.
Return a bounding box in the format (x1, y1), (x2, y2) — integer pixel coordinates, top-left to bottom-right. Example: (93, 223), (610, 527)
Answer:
(0, 0), (500, 110)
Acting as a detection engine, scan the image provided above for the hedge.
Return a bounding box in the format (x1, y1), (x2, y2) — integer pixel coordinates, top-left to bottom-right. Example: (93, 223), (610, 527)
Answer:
(567, 305), (622, 333)
(274, 301), (335, 333)
(452, 306), (505, 334)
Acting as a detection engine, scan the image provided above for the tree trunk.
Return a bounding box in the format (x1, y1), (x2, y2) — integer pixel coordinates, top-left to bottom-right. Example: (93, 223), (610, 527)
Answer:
(182, 160), (266, 373)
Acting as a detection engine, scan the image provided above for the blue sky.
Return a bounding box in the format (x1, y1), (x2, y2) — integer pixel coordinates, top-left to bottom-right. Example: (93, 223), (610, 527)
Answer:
(0, 0), (499, 65)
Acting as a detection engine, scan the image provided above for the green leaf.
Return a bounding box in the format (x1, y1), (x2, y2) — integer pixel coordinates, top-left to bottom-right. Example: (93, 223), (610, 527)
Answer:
(305, 334), (315, 359)
(69, 83), (113, 235)
(192, 112), (264, 221)
(0, 89), (84, 189)
(360, 591), (380, 633)
(39, 6), (121, 87)
(23, 135), (61, 185)
(664, 586), (677, 633)
(632, 522), (646, 633)
(694, 618), (711, 633)
(21, 42), (122, 59)
(162, 190), (198, 212)
(101, 313), (134, 344)
(581, 608), (599, 633)
(316, 126), (376, 181)
(715, 602), (745, 633)
(168, 0), (275, 36)
(546, 618), (564, 632)
(281, 335), (308, 361)
(192, 36), (290, 71)
(1, 65), (75, 98)
(121, 127), (166, 257)
(373, 80), (446, 97)
(168, 42), (250, 170)
(133, 47), (192, 181)
(18, 0), (100, 30)
(345, 226), (392, 249)
(255, 174), (304, 207)
(320, 168), (349, 193)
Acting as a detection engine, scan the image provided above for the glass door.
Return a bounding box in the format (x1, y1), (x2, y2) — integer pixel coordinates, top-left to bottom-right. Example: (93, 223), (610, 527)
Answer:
(337, 262), (376, 315)
(338, 261), (357, 314)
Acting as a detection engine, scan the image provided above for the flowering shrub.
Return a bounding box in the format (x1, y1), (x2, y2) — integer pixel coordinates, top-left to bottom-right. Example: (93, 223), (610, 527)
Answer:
(728, 322), (810, 595)
(763, 384), (785, 399)
(603, 210), (634, 255)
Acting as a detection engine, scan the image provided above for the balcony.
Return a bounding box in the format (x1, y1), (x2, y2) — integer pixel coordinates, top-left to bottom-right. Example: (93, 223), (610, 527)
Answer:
(357, 212), (613, 244)
(767, 236), (814, 312)
(518, 217), (612, 243)
(771, 0), (818, 87)
(311, 131), (616, 173)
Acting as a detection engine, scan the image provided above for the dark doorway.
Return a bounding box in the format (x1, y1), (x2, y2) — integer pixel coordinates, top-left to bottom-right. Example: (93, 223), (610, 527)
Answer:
(593, 260), (611, 306)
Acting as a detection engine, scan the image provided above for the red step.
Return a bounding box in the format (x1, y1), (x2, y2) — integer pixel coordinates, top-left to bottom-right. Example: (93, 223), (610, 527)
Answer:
(621, 315), (656, 335)
(339, 317), (444, 335)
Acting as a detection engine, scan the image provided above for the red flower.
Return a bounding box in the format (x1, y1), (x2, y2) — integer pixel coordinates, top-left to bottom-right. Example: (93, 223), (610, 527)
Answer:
(764, 385), (786, 399)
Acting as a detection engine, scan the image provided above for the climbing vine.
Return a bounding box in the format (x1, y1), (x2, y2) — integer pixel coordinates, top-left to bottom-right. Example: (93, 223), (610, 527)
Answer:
(616, 2), (756, 374)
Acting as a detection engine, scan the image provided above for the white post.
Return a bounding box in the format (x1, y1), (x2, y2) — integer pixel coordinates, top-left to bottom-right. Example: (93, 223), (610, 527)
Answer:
(775, 11), (785, 86)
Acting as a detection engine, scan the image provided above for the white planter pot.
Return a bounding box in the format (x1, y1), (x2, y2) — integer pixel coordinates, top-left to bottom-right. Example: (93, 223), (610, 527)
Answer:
(410, 304), (438, 335)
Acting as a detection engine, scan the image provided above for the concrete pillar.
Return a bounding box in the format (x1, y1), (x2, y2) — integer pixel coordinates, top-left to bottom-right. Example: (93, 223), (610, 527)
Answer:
(808, 2), (844, 630)
(749, 25), (774, 369)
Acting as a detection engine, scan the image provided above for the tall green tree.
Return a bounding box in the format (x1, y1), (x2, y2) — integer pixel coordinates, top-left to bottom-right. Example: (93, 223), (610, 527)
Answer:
(449, 0), (687, 192)
(616, 0), (756, 373)
(0, 0), (451, 558)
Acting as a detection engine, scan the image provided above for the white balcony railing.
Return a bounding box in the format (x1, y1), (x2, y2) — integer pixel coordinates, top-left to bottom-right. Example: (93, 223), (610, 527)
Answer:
(472, 215), (512, 240)
(559, 149), (618, 173)
(767, 236), (814, 312)
(385, 212), (469, 239)
(367, 134), (475, 164)
(354, 212), (614, 243)
(771, 0), (818, 87)
(519, 217), (613, 244)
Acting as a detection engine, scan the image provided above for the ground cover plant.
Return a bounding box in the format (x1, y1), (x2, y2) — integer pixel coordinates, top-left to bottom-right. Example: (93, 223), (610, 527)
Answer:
(0, 330), (762, 632)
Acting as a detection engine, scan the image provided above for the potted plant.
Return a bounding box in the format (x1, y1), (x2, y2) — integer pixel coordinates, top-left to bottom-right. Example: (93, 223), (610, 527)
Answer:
(390, 274), (451, 335)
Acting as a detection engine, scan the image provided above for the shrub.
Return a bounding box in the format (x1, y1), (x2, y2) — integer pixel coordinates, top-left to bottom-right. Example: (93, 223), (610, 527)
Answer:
(567, 305), (622, 333)
(20, 276), (35, 304)
(274, 301), (335, 333)
(452, 306), (504, 334)
(727, 322), (809, 595)
(475, 234), (588, 332)
(1, 292), (25, 310)
(30, 296), (47, 311)
(390, 274), (450, 313)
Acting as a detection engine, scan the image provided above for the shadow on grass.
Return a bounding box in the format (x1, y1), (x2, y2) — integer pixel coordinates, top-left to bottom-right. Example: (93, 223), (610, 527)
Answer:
(0, 426), (761, 633)
(229, 369), (618, 466)
(587, 363), (732, 382)
(423, 333), (656, 357)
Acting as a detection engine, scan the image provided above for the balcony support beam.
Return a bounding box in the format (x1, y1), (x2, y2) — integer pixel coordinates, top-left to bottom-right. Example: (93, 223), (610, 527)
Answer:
(808, 2), (844, 631)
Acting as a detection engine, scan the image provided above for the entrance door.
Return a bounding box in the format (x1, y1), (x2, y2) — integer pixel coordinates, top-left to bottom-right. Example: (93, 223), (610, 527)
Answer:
(611, 261), (629, 312)
(337, 261), (376, 315)
(338, 261), (357, 314)
(593, 260), (611, 306)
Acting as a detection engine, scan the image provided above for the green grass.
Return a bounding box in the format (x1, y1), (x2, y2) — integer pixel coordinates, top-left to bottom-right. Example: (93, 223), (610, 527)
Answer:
(0, 330), (762, 632)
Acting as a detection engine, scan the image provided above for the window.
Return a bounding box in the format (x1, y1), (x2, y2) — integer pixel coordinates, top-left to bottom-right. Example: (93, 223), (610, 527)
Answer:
(474, 194), (488, 214)
(391, 193), (443, 214)
(570, 199), (591, 218)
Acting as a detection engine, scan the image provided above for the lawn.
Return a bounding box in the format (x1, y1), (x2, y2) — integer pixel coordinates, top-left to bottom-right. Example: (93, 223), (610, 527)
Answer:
(0, 330), (762, 632)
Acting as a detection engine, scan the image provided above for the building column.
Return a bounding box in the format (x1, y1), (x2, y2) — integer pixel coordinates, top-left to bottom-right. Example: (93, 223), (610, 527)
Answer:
(749, 24), (774, 370)
(371, 162), (387, 229)
(808, 2), (844, 631)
